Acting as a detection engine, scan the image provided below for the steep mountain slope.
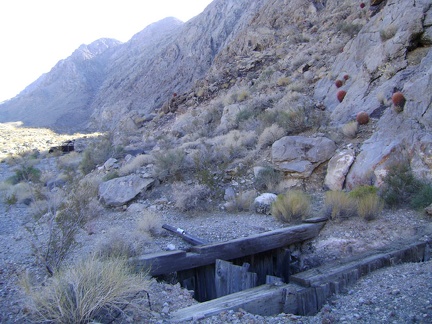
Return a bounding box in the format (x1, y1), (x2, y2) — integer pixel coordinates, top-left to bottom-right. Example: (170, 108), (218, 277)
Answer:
(88, 0), (267, 132)
(0, 38), (121, 132)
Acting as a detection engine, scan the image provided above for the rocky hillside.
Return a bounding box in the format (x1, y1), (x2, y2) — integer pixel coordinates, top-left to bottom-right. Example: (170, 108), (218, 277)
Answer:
(1, 0), (432, 191)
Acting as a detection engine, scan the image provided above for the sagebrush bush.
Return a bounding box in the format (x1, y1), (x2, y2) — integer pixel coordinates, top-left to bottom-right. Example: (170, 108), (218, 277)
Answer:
(79, 136), (123, 175)
(136, 209), (163, 236)
(324, 191), (356, 221)
(119, 154), (153, 176)
(96, 228), (143, 259)
(257, 124), (285, 149)
(379, 162), (422, 207)
(153, 148), (186, 181)
(23, 257), (149, 323)
(254, 166), (283, 192)
(271, 190), (311, 223)
(28, 177), (102, 275)
(172, 182), (211, 212)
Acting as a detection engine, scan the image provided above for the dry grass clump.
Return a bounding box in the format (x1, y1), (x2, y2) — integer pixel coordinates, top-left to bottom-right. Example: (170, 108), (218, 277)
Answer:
(324, 191), (356, 221)
(225, 190), (257, 213)
(172, 182), (211, 212)
(22, 256), (149, 323)
(2, 181), (33, 205)
(271, 190), (311, 223)
(96, 228), (144, 259)
(57, 151), (82, 170)
(356, 194), (384, 221)
(118, 154), (153, 176)
(342, 121), (358, 138)
(257, 124), (285, 149)
(136, 209), (163, 236)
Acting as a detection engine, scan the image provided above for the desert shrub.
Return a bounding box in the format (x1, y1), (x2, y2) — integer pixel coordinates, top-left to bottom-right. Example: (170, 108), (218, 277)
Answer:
(96, 229), (142, 259)
(136, 209), (163, 237)
(118, 154), (153, 176)
(271, 190), (311, 223)
(28, 177), (101, 275)
(103, 171), (119, 181)
(172, 182), (211, 212)
(324, 191), (356, 221)
(380, 25), (397, 41)
(23, 256), (149, 323)
(79, 136), (123, 175)
(410, 182), (432, 210)
(11, 165), (41, 184)
(379, 162), (422, 207)
(257, 124), (286, 149)
(152, 148), (186, 181)
(225, 190), (257, 213)
(58, 151), (82, 171)
(2, 182), (33, 205)
(342, 121), (358, 138)
(349, 185), (378, 199)
(356, 194), (384, 221)
(276, 77), (291, 86)
(338, 22), (362, 37)
(254, 166), (283, 192)
(260, 106), (308, 134)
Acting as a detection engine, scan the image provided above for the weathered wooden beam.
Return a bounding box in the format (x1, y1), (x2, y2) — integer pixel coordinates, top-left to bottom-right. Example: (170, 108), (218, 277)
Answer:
(190, 223), (325, 258)
(170, 283), (300, 322)
(290, 241), (429, 288)
(130, 222), (325, 276)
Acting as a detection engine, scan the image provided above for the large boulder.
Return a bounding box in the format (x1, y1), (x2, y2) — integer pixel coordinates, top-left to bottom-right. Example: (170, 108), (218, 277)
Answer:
(325, 148), (356, 191)
(99, 175), (154, 207)
(271, 136), (336, 178)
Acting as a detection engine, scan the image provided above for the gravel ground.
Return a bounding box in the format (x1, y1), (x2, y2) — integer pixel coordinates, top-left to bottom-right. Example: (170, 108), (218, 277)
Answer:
(1, 158), (432, 323)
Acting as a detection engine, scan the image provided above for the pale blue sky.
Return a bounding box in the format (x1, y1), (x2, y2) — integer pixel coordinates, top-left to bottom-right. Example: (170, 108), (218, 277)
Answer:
(0, 0), (213, 103)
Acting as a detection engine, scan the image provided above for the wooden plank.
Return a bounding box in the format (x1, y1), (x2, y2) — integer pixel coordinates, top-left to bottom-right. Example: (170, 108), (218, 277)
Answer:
(215, 260), (257, 298)
(130, 250), (186, 275)
(290, 241), (428, 288)
(130, 223), (324, 276)
(171, 283), (298, 322)
(190, 223), (325, 259)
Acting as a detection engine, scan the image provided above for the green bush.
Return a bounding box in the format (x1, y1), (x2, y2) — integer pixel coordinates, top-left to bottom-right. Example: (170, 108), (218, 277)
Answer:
(271, 190), (311, 223)
(349, 185), (378, 199)
(410, 182), (432, 210)
(79, 137), (123, 175)
(153, 148), (186, 181)
(23, 257), (149, 323)
(379, 163), (422, 207)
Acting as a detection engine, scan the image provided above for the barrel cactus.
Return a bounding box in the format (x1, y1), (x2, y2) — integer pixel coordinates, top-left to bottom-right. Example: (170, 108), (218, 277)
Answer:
(337, 90), (347, 103)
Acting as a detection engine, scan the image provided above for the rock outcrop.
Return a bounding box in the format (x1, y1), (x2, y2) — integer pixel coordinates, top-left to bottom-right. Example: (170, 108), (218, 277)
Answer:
(272, 136), (336, 178)
(99, 175), (154, 207)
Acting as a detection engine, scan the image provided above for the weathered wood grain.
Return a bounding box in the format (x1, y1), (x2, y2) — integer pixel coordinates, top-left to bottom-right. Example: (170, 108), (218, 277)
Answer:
(130, 222), (325, 276)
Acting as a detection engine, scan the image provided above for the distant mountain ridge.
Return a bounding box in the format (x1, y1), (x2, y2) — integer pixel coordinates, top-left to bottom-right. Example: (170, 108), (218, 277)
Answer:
(0, 0), (260, 133)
